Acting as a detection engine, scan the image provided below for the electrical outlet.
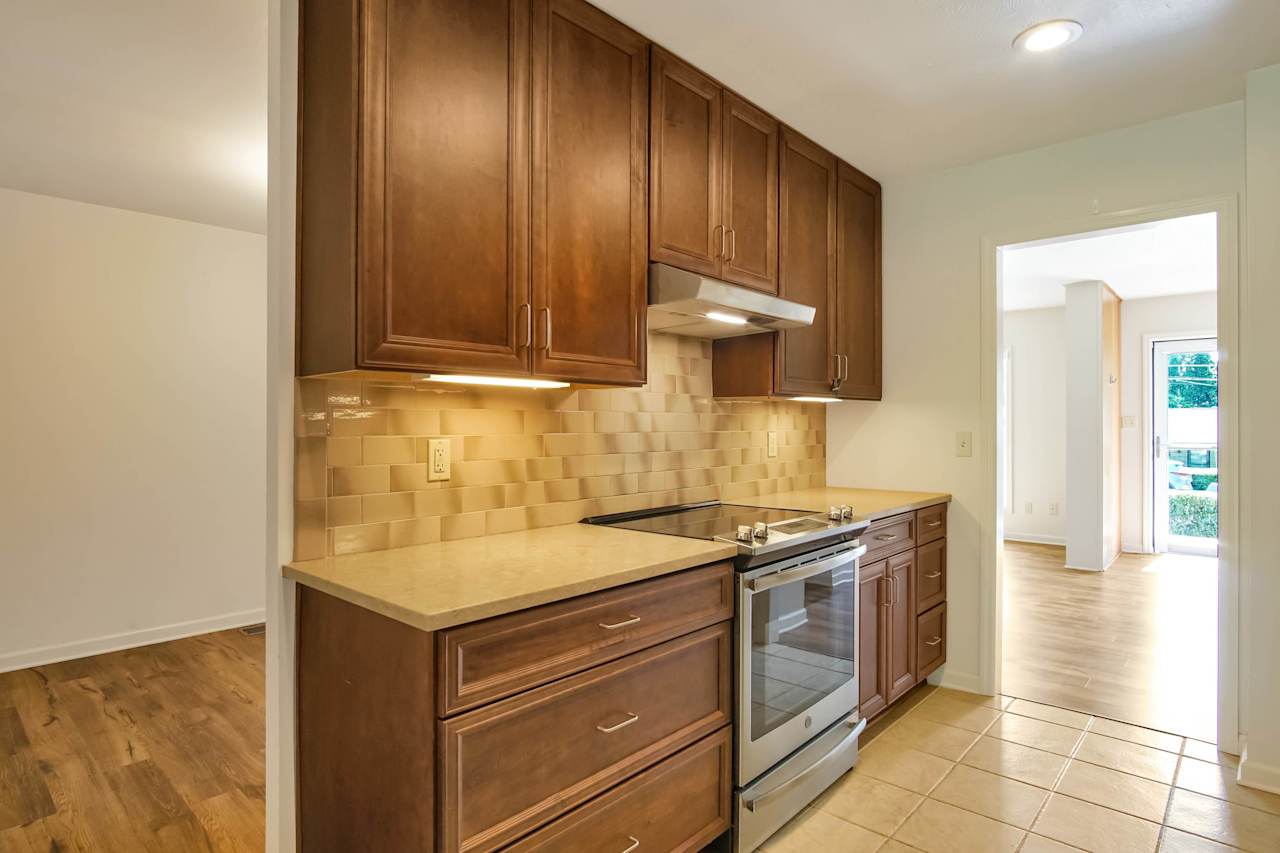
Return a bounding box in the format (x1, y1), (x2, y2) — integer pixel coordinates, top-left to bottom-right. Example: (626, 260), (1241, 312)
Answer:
(956, 431), (973, 458)
(1049, 503), (1059, 516)
(1025, 502), (1033, 515)
(428, 438), (451, 482)
(1122, 415), (1136, 429)
(767, 431), (779, 458)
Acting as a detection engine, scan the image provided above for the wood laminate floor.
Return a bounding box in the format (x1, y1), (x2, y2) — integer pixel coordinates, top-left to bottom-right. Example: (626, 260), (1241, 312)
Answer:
(0, 628), (265, 852)
(1001, 541), (1217, 742)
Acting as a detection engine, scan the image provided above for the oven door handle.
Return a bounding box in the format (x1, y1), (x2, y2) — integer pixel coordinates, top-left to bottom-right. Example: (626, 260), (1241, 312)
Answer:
(745, 545), (867, 593)
(742, 715), (867, 812)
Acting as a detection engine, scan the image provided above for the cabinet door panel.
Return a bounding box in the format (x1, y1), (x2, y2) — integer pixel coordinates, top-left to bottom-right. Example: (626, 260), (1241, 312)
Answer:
(834, 160), (882, 399)
(722, 93), (778, 293)
(858, 560), (888, 719)
(531, 0), (647, 385)
(777, 127), (836, 396)
(650, 48), (722, 276)
(359, 0), (530, 373)
(886, 551), (917, 703)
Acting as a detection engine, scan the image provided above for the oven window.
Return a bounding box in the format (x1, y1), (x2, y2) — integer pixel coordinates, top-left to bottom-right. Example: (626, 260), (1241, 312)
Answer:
(749, 565), (855, 741)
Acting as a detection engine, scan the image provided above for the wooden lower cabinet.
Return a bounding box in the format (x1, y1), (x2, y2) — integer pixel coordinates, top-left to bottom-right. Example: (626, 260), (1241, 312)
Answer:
(508, 728), (731, 853)
(858, 502), (949, 721)
(296, 564), (733, 853)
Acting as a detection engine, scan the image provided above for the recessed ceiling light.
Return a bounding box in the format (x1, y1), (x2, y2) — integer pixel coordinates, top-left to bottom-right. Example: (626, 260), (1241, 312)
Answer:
(1013, 19), (1083, 53)
(791, 396), (840, 404)
(421, 374), (570, 389)
(705, 310), (749, 326)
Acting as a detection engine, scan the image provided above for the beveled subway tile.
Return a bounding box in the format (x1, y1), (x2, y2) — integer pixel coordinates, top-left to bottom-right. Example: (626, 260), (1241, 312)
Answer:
(388, 516), (440, 549)
(329, 408), (386, 437)
(295, 378), (329, 436)
(457, 485), (507, 514)
(522, 409), (560, 434)
(331, 465), (390, 496)
(441, 511), (486, 541)
(324, 378), (364, 407)
(524, 456), (564, 482)
(361, 436), (417, 465)
(389, 463), (429, 493)
(542, 433), (581, 457)
(580, 474), (638, 499)
(439, 408), (523, 436)
(293, 499), (326, 561)
(326, 436), (362, 468)
(543, 478), (582, 503)
(295, 437), (327, 499)
(362, 492), (415, 524)
(485, 506), (529, 536)
(504, 481), (546, 507)
(327, 496), (362, 527)
(450, 459), (526, 488)
(386, 409), (439, 435)
(331, 522), (390, 555)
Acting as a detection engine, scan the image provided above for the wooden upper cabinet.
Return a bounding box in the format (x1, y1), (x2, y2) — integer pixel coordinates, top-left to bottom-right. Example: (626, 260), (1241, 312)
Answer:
(776, 126), (837, 396)
(358, 0), (531, 374)
(531, 0), (648, 385)
(833, 160), (882, 399)
(721, 93), (779, 292)
(649, 48), (722, 276)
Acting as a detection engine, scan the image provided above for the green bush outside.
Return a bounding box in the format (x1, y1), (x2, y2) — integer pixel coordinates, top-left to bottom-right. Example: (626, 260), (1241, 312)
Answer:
(1191, 474), (1218, 491)
(1170, 492), (1218, 538)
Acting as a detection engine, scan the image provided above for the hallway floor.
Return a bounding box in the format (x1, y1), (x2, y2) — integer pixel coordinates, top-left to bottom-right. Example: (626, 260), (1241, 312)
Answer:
(1001, 541), (1217, 741)
(764, 687), (1280, 852)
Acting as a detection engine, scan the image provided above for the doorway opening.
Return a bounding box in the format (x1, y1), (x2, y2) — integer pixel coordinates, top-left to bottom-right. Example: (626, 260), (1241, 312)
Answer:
(995, 210), (1223, 743)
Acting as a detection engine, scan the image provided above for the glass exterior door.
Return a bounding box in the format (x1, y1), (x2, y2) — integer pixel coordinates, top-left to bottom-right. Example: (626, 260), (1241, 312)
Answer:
(1153, 338), (1218, 556)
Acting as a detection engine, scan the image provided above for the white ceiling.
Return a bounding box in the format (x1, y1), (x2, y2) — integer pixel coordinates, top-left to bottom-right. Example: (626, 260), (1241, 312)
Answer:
(595, 0), (1280, 179)
(1002, 212), (1218, 311)
(0, 1), (267, 233)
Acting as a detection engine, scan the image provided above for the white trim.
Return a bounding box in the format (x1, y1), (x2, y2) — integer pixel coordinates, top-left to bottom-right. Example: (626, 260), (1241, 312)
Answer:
(1003, 533), (1066, 546)
(0, 609), (266, 674)
(981, 194), (1241, 755)
(932, 668), (983, 695)
(1239, 740), (1280, 794)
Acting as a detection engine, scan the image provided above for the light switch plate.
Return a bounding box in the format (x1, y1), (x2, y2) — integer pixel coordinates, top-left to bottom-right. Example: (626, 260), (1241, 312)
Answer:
(767, 431), (779, 458)
(428, 438), (451, 482)
(1049, 503), (1059, 516)
(956, 431), (973, 458)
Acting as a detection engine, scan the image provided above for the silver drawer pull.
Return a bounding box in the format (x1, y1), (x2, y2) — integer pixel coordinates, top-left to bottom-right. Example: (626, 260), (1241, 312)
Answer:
(598, 615), (641, 630)
(874, 533), (898, 541)
(925, 636), (943, 646)
(924, 571), (943, 579)
(927, 520), (942, 528)
(621, 837), (640, 853)
(596, 713), (639, 733)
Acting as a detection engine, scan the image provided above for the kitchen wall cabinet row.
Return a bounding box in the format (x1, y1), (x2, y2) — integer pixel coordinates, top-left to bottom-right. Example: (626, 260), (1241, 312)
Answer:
(298, 0), (881, 399)
(858, 503), (948, 720)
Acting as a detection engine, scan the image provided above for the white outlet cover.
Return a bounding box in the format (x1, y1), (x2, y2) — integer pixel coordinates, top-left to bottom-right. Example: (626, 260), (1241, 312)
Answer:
(767, 431), (779, 458)
(428, 438), (451, 481)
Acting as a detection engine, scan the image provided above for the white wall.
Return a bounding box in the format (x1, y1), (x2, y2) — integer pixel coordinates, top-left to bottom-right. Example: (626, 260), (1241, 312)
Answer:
(1003, 308), (1066, 545)
(1240, 64), (1280, 793)
(826, 100), (1245, 695)
(1118, 292), (1217, 552)
(1064, 281), (1109, 570)
(0, 187), (267, 671)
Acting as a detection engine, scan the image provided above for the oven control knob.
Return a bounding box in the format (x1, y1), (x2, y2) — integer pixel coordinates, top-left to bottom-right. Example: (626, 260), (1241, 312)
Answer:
(753, 522), (769, 541)
(828, 505), (842, 520)
(737, 525), (754, 542)
(840, 505), (854, 520)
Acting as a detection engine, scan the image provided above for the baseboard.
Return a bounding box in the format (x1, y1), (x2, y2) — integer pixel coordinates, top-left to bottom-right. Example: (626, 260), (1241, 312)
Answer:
(1238, 744), (1280, 795)
(0, 608), (266, 674)
(1003, 533), (1066, 547)
(931, 668), (984, 695)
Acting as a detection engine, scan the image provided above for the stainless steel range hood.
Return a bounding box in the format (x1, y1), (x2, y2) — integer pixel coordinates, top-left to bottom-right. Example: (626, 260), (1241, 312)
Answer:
(647, 263), (816, 339)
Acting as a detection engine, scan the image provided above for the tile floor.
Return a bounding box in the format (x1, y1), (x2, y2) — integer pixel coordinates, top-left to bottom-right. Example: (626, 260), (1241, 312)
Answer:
(759, 688), (1280, 852)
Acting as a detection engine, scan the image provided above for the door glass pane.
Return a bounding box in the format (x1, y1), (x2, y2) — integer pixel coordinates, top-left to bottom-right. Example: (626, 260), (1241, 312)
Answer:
(749, 566), (855, 741)
(1161, 345), (1218, 553)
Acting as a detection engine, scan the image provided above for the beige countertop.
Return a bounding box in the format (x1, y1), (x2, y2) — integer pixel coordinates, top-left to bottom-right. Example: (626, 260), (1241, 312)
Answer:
(284, 523), (736, 632)
(284, 487), (949, 632)
(737, 486), (950, 522)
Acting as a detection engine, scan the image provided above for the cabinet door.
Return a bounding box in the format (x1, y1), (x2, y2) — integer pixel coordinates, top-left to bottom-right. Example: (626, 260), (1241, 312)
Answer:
(776, 127), (836, 396)
(886, 550), (917, 703)
(857, 560), (888, 719)
(721, 93), (778, 293)
(531, 0), (648, 385)
(649, 48), (722, 276)
(834, 160), (882, 399)
(358, 0), (531, 374)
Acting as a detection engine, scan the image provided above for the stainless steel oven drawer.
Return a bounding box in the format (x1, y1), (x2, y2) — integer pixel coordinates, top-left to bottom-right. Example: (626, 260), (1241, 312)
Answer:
(735, 714), (867, 853)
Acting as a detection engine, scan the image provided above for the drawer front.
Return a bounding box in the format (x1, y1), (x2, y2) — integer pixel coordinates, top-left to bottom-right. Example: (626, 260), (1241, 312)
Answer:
(916, 603), (947, 681)
(439, 624), (732, 853)
(864, 511), (915, 563)
(916, 503), (947, 544)
(915, 539), (946, 614)
(437, 562), (733, 716)
(508, 728), (731, 853)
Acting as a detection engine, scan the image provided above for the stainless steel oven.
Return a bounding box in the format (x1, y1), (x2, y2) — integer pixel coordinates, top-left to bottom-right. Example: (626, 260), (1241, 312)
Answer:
(735, 540), (867, 852)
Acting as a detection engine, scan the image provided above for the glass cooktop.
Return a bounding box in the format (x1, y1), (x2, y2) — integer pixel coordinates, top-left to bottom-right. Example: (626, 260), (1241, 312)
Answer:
(593, 503), (817, 542)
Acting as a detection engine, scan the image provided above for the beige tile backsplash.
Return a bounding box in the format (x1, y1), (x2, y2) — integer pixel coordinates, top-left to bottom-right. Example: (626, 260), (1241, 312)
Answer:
(293, 333), (827, 559)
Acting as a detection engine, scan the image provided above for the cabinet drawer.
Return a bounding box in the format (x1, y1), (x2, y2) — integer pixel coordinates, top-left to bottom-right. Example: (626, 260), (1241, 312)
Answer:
(437, 562), (733, 716)
(438, 624), (732, 853)
(915, 539), (946, 614)
(507, 728), (731, 853)
(916, 504), (947, 544)
(916, 603), (947, 681)
(864, 512), (915, 562)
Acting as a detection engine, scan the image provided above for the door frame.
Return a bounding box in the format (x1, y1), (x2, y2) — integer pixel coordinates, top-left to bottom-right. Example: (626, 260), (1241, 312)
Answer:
(980, 195), (1240, 753)
(1149, 335), (1219, 556)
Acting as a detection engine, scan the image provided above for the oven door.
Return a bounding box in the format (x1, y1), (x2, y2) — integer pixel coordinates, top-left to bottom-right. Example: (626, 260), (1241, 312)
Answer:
(737, 544), (865, 785)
